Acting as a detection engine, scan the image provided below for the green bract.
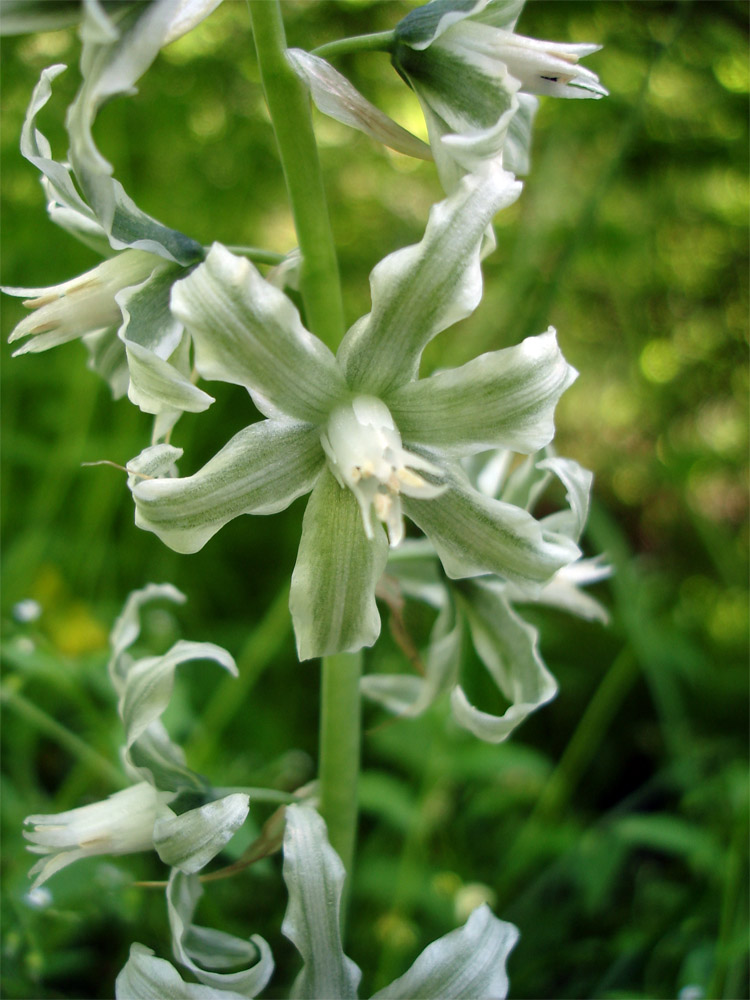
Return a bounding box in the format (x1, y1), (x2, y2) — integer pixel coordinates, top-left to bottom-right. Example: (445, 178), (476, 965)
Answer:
(24, 585), (250, 887)
(127, 165), (580, 660)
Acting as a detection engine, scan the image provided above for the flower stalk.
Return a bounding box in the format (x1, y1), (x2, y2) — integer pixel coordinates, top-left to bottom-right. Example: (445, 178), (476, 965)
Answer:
(249, 0), (345, 351)
(251, 1), (362, 919)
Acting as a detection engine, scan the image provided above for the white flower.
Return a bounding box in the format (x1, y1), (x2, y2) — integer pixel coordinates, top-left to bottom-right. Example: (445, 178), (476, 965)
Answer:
(3, 251), (160, 355)
(24, 782), (165, 889)
(127, 166), (580, 661)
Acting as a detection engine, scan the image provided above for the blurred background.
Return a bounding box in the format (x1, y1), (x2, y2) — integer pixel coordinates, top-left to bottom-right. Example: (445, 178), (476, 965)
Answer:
(1, 1), (747, 997)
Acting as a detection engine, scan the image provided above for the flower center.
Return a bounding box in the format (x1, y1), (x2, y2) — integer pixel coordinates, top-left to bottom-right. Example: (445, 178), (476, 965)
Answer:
(321, 396), (444, 546)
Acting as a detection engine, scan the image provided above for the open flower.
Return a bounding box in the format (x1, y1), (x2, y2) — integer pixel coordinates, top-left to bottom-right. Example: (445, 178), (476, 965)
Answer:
(127, 165), (579, 661)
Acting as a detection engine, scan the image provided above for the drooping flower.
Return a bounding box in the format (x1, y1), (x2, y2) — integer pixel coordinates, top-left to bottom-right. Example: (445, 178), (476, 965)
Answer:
(24, 782), (170, 889)
(391, 0), (606, 186)
(23, 585), (250, 888)
(363, 447), (611, 743)
(2, 0), (220, 423)
(291, 0), (606, 192)
(117, 805), (518, 999)
(126, 164), (580, 660)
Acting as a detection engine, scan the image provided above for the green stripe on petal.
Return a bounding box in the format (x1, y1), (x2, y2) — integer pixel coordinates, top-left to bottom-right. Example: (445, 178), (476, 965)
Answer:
(387, 328), (577, 456)
(395, 0), (489, 49)
(125, 339), (214, 415)
(395, 40), (514, 132)
(116, 943), (246, 1000)
(338, 163), (521, 396)
(372, 904), (519, 999)
(453, 581), (557, 742)
(290, 468), (389, 661)
(167, 872), (274, 997)
(281, 805), (362, 998)
(154, 793), (250, 874)
(171, 244), (346, 423)
(132, 421), (324, 554)
(403, 459), (580, 587)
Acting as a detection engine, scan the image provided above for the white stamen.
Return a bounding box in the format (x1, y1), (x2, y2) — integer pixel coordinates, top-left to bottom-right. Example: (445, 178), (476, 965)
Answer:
(321, 396), (445, 546)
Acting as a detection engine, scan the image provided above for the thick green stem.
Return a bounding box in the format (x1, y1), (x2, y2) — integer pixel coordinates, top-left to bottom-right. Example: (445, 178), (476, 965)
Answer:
(312, 30), (395, 60)
(249, 0), (345, 351)
(319, 651), (362, 904)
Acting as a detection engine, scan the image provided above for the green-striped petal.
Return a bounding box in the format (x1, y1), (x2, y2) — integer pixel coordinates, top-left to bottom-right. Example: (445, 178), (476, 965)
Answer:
(116, 943), (247, 1000)
(361, 603), (460, 717)
(167, 871), (274, 997)
(372, 904), (519, 999)
(120, 640), (237, 755)
(289, 468), (389, 661)
(338, 163), (521, 396)
(281, 805), (362, 999)
(66, 1), (204, 264)
(154, 793), (250, 874)
(452, 580), (557, 741)
(131, 420), (324, 554)
(387, 328), (576, 456)
(171, 244), (346, 423)
(403, 459), (580, 587)
(396, 0), (484, 49)
(536, 455), (592, 543)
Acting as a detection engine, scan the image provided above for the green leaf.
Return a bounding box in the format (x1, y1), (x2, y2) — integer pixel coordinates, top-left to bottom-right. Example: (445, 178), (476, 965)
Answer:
(281, 805), (361, 999)
(289, 468), (389, 660)
(404, 458), (580, 587)
(171, 244), (347, 423)
(371, 904), (519, 998)
(386, 328), (577, 456)
(131, 420), (324, 554)
(338, 163), (521, 396)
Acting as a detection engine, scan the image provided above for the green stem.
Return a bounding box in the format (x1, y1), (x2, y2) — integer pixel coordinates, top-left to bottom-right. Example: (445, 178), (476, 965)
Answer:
(222, 246), (286, 266)
(312, 30), (395, 60)
(249, 0), (345, 351)
(319, 651), (362, 911)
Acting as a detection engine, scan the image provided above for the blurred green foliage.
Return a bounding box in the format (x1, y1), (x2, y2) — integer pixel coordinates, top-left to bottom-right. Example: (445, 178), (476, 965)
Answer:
(1, 2), (747, 998)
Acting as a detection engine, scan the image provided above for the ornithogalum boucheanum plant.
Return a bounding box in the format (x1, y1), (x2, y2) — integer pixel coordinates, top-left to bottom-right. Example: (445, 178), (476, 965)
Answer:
(3, 0), (609, 996)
